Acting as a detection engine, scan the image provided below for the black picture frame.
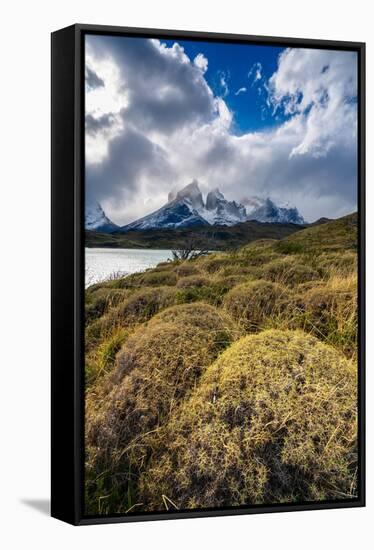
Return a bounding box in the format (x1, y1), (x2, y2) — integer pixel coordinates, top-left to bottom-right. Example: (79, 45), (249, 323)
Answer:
(51, 23), (366, 526)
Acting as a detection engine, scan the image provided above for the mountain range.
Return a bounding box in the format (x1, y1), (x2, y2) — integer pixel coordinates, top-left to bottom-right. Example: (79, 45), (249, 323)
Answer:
(85, 180), (306, 233)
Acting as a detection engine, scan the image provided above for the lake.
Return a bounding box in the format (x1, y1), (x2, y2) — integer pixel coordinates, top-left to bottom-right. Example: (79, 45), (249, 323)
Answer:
(85, 248), (174, 287)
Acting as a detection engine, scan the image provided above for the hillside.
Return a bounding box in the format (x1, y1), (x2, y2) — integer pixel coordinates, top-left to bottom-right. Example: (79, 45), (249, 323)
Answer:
(84, 212), (358, 515)
(85, 218), (310, 250)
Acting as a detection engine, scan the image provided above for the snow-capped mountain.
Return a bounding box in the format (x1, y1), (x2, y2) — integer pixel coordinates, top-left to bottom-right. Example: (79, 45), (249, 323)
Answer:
(119, 181), (306, 232)
(121, 181), (209, 231)
(85, 201), (118, 233)
(205, 188), (247, 225)
(244, 197), (306, 225)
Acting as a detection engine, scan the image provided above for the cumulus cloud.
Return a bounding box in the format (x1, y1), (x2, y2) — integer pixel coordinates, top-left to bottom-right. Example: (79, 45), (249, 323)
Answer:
(85, 37), (357, 225)
(235, 87), (247, 96)
(194, 53), (208, 73)
(268, 48), (357, 158)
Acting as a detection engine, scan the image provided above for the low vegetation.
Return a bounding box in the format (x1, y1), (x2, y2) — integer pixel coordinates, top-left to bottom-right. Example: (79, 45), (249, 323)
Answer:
(84, 212), (358, 515)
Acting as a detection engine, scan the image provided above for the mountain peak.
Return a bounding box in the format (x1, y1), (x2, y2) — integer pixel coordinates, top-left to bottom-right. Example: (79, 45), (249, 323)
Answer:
(85, 201), (118, 233)
(206, 188), (225, 210)
(176, 179), (204, 209)
(246, 196), (306, 224)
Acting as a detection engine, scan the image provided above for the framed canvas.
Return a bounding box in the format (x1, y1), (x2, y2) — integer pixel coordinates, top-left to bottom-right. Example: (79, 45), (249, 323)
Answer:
(51, 24), (365, 525)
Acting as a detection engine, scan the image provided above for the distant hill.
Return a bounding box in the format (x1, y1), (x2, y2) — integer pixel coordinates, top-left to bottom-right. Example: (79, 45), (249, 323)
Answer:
(86, 218), (312, 250)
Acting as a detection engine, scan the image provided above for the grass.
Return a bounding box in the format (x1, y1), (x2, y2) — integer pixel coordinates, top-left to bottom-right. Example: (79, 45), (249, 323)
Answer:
(139, 330), (357, 510)
(85, 303), (236, 514)
(84, 212), (358, 514)
(223, 280), (290, 332)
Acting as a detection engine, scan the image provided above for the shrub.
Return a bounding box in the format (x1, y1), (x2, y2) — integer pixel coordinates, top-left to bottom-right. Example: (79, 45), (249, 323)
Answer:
(262, 257), (320, 287)
(293, 275), (357, 357)
(175, 278), (236, 306)
(139, 330), (357, 510)
(174, 262), (201, 277)
(106, 272), (145, 289)
(316, 251), (357, 278)
(239, 241), (283, 267)
(217, 275), (252, 289)
(223, 280), (290, 331)
(176, 275), (211, 288)
(85, 303), (236, 515)
(200, 254), (233, 274)
(85, 286), (177, 350)
(112, 286), (178, 326)
(138, 270), (178, 287)
(218, 265), (261, 278)
(85, 327), (129, 385)
(85, 288), (130, 324)
(152, 261), (174, 272)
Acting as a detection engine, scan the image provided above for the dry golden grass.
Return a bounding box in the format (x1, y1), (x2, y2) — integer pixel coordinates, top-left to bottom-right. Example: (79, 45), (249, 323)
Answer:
(85, 303), (237, 514)
(140, 330), (357, 510)
(223, 280), (290, 332)
(85, 288), (131, 324)
(176, 275), (211, 288)
(261, 256), (320, 287)
(137, 270), (178, 287)
(173, 262), (201, 277)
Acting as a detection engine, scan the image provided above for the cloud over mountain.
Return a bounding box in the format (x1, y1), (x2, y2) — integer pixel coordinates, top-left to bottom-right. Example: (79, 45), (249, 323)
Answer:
(85, 36), (357, 226)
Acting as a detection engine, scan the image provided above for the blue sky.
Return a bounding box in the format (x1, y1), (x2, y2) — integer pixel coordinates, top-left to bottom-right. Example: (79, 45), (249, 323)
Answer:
(163, 40), (285, 133)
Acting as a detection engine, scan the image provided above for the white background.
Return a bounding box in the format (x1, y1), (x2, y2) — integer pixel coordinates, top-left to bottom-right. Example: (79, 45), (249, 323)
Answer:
(0, 0), (371, 548)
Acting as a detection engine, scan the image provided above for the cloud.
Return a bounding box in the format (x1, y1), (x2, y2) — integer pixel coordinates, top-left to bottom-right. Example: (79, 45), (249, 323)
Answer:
(85, 66), (104, 90)
(85, 38), (357, 225)
(194, 53), (208, 73)
(86, 36), (215, 137)
(86, 125), (176, 223)
(248, 62), (262, 85)
(235, 87), (247, 96)
(217, 71), (230, 97)
(268, 48), (357, 158)
(85, 113), (116, 136)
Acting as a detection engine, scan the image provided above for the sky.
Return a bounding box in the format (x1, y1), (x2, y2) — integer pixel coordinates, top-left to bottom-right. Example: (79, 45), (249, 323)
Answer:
(85, 34), (358, 225)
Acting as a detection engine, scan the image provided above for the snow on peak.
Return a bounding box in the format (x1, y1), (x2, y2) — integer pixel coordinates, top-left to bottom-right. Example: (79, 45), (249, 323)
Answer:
(244, 196), (306, 224)
(206, 188), (225, 210)
(175, 180), (204, 210)
(119, 182), (306, 232)
(85, 201), (118, 233)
